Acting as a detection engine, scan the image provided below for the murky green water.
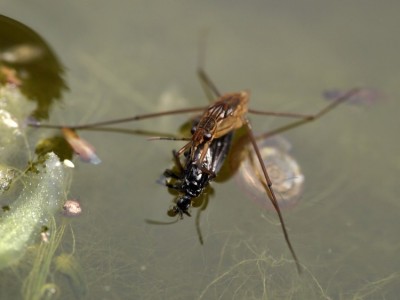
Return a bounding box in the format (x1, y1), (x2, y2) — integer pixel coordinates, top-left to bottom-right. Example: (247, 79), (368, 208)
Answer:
(1, 1), (400, 299)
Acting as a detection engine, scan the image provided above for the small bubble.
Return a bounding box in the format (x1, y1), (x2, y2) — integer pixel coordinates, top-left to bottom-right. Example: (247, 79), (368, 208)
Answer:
(62, 199), (82, 217)
(63, 159), (75, 168)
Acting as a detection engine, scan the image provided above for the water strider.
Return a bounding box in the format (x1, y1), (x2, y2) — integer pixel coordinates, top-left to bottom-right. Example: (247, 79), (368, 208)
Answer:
(28, 50), (363, 273)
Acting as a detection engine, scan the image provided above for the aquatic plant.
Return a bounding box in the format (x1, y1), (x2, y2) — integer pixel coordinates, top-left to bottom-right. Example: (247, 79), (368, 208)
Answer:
(0, 152), (68, 270)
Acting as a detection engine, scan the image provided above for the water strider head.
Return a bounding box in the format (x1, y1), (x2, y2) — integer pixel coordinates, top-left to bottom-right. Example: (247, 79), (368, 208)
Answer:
(172, 195), (192, 218)
(188, 118), (215, 157)
(190, 123), (214, 144)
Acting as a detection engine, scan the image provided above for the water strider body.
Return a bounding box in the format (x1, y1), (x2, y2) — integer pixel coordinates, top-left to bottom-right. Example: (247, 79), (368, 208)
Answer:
(175, 91), (249, 166)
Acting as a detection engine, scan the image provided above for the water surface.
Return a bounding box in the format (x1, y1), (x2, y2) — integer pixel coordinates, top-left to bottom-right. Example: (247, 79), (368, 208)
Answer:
(1, 1), (400, 299)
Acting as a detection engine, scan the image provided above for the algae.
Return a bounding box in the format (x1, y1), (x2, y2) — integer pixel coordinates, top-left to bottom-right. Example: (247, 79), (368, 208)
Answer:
(0, 152), (68, 270)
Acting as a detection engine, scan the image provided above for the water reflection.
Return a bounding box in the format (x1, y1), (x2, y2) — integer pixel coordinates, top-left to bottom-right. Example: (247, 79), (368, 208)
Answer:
(323, 88), (384, 106)
(236, 136), (305, 211)
(0, 15), (67, 120)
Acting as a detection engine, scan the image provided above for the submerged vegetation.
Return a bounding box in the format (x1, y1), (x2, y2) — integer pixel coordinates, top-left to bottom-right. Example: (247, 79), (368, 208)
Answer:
(0, 15), (81, 299)
(0, 82), (80, 299)
(0, 153), (68, 270)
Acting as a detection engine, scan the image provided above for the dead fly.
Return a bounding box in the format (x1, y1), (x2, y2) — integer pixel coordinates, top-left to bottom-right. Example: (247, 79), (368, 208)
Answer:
(28, 57), (363, 274)
(147, 118), (234, 245)
(164, 120), (234, 218)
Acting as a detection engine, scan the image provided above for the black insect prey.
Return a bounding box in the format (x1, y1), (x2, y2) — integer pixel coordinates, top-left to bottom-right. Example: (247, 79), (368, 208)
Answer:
(164, 122), (234, 217)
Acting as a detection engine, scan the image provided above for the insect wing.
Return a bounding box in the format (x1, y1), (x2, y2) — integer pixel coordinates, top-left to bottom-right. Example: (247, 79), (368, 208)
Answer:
(208, 131), (234, 175)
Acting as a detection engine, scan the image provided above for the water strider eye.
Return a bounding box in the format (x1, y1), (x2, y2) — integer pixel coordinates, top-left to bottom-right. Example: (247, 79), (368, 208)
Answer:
(190, 126), (197, 134)
(203, 132), (212, 141)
